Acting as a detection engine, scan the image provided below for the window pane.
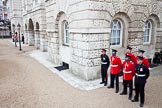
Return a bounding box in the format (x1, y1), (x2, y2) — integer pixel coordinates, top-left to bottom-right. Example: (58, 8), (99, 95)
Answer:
(66, 37), (69, 43)
(143, 20), (152, 43)
(111, 30), (116, 37)
(110, 20), (121, 45)
(113, 38), (116, 45)
(144, 29), (150, 42)
(66, 30), (68, 36)
(146, 36), (149, 42)
(117, 30), (120, 37)
(64, 21), (69, 45)
(110, 38), (116, 45)
(117, 38), (120, 43)
(144, 30), (147, 36)
(117, 22), (121, 29)
(146, 29), (150, 36)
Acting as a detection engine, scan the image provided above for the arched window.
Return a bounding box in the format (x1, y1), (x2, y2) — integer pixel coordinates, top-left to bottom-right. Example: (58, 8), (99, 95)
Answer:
(110, 20), (122, 46)
(144, 20), (152, 43)
(63, 21), (69, 45)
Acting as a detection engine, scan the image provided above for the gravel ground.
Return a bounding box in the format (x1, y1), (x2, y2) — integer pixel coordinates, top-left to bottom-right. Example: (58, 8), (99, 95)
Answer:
(0, 39), (162, 108)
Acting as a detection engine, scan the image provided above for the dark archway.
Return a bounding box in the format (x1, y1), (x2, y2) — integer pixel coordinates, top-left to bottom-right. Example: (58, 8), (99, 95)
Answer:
(36, 22), (39, 30)
(29, 19), (34, 30)
(25, 24), (27, 30)
(28, 19), (35, 46)
(35, 22), (40, 49)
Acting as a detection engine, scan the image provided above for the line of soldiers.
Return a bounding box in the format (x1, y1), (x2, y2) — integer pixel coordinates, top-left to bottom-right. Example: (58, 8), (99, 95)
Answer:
(100, 46), (150, 107)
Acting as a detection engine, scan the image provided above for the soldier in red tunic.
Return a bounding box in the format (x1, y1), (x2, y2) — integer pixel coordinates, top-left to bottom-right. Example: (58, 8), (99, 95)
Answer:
(125, 46), (137, 64)
(126, 46), (137, 90)
(120, 53), (135, 100)
(137, 50), (150, 68)
(107, 49), (122, 93)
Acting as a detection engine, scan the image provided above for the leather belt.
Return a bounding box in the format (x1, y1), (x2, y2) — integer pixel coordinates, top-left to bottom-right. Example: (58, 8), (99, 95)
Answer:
(123, 71), (132, 74)
(111, 65), (118, 67)
(101, 62), (107, 64)
(136, 73), (146, 77)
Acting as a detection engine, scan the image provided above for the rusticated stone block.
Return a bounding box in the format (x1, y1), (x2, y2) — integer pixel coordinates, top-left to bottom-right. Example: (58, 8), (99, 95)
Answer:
(82, 34), (89, 42)
(87, 34), (99, 42)
(93, 58), (101, 66)
(71, 55), (79, 63)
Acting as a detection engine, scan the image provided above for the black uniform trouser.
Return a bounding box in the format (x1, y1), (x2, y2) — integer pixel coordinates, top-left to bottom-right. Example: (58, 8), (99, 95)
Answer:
(101, 68), (108, 84)
(134, 77), (146, 104)
(122, 80), (133, 97)
(110, 73), (119, 91)
(22, 40), (24, 44)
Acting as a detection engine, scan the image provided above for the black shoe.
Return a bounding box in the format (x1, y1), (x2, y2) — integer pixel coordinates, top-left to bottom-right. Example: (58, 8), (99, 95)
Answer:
(120, 92), (127, 95)
(107, 86), (114, 88)
(131, 99), (139, 102)
(128, 96), (132, 100)
(140, 103), (144, 107)
(115, 90), (119, 93)
(100, 82), (104, 84)
(104, 83), (107, 86)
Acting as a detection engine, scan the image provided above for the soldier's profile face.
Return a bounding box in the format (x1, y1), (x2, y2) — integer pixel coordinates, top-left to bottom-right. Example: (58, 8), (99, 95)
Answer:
(112, 52), (116, 55)
(138, 52), (143, 56)
(102, 51), (106, 54)
(127, 49), (131, 53)
(137, 59), (142, 64)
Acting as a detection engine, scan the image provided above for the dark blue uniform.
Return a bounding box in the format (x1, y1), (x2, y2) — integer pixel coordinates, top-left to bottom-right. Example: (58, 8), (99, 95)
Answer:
(132, 64), (150, 106)
(101, 54), (110, 86)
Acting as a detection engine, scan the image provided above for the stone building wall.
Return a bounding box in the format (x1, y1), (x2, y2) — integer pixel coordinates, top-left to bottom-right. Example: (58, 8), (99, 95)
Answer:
(45, 0), (162, 80)
(9, 0), (23, 34)
(17, 0), (162, 80)
(22, 0), (48, 51)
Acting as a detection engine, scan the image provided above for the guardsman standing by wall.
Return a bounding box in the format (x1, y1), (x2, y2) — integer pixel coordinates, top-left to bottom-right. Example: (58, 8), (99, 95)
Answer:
(108, 49), (122, 93)
(120, 53), (135, 100)
(22, 34), (25, 44)
(100, 49), (110, 86)
(137, 49), (150, 68)
(126, 46), (136, 90)
(132, 56), (150, 107)
(126, 46), (137, 64)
